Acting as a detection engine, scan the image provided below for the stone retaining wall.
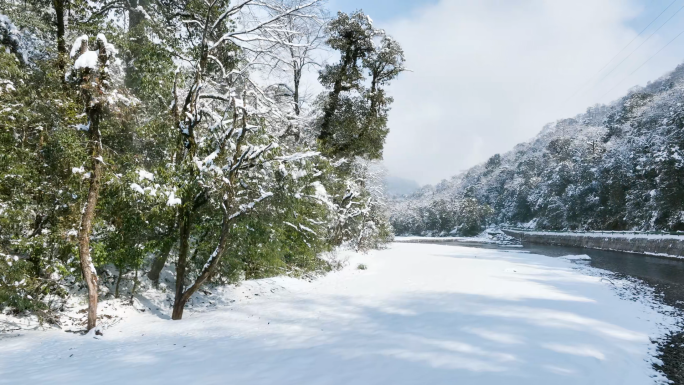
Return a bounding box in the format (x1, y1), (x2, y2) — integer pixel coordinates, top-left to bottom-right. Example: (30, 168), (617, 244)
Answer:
(502, 230), (684, 258)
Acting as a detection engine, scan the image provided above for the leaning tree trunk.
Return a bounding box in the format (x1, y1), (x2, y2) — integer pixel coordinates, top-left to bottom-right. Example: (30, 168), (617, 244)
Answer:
(146, 240), (174, 285)
(171, 211), (232, 320)
(77, 109), (103, 331)
(170, 34), (207, 320)
(171, 203), (193, 320)
(171, 105), (247, 320)
(146, 223), (177, 285)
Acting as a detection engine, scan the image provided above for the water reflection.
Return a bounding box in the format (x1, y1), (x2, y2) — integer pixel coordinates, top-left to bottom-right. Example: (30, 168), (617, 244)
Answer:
(428, 241), (684, 308)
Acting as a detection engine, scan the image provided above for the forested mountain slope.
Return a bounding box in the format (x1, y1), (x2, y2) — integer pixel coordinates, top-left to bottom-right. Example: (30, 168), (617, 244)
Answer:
(391, 63), (684, 235)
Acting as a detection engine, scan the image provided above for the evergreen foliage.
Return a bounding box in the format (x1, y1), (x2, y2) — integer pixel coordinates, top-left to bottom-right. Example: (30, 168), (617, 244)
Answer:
(317, 11), (405, 160)
(0, 1), (402, 326)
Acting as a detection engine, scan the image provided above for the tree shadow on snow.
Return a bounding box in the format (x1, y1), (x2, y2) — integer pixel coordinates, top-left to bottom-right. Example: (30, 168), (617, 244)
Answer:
(0, 256), (664, 385)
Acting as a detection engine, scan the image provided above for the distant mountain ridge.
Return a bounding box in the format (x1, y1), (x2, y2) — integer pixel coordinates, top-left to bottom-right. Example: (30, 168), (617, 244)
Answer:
(390, 63), (684, 235)
(384, 176), (421, 197)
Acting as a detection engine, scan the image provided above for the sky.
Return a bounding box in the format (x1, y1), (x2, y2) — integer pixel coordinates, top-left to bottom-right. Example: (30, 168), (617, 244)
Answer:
(322, 0), (684, 185)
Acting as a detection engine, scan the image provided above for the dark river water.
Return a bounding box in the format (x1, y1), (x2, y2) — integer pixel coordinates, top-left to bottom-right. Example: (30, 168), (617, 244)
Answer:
(427, 241), (684, 309)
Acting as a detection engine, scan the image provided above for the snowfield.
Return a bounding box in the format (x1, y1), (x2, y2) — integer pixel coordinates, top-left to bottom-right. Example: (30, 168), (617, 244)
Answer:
(0, 243), (678, 385)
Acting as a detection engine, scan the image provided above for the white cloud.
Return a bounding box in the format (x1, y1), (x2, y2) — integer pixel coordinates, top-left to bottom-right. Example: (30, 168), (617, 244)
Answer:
(380, 0), (684, 184)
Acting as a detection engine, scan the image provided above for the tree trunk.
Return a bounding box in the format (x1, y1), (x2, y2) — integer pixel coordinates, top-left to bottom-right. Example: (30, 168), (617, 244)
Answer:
(171, 295), (187, 319)
(171, 204), (192, 320)
(129, 269), (139, 305)
(114, 269), (122, 298)
(170, 21), (230, 321)
(146, 240), (174, 285)
(293, 66), (301, 116)
(146, 225), (176, 285)
(77, 109), (103, 331)
(53, 0), (67, 72)
(172, 208), (234, 320)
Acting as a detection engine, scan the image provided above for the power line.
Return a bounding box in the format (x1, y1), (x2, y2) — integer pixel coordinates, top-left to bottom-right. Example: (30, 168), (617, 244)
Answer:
(598, 28), (684, 100)
(563, 0), (679, 103)
(594, 0), (679, 77)
(587, 2), (684, 91)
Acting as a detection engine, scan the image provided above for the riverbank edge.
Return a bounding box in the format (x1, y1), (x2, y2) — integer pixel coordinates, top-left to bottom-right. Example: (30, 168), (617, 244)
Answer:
(502, 229), (684, 259)
(394, 236), (498, 244)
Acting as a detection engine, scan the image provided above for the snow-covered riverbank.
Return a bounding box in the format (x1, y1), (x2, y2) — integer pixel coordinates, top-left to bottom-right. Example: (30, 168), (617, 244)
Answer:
(503, 229), (684, 259)
(394, 228), (521, 246)
(0, 243), (679, 384)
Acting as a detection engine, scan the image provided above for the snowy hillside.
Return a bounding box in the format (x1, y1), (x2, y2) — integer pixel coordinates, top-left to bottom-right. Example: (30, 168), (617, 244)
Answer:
(391, 63), (684, 235)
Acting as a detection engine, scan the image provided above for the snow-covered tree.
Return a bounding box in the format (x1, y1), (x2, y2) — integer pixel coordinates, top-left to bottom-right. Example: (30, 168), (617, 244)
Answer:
(317, 11), (405, 160)
(68, 33), (131, 329)
(0, 3), (404, 327)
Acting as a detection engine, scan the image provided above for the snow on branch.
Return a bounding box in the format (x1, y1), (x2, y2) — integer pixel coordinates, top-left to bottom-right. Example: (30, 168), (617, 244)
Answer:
(70, 35), (89, 58)
(209, 0), (322, 51)
(210, 0), (255, 32)
(228, 191), (274, 220)
(275, 151), (319, 162)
